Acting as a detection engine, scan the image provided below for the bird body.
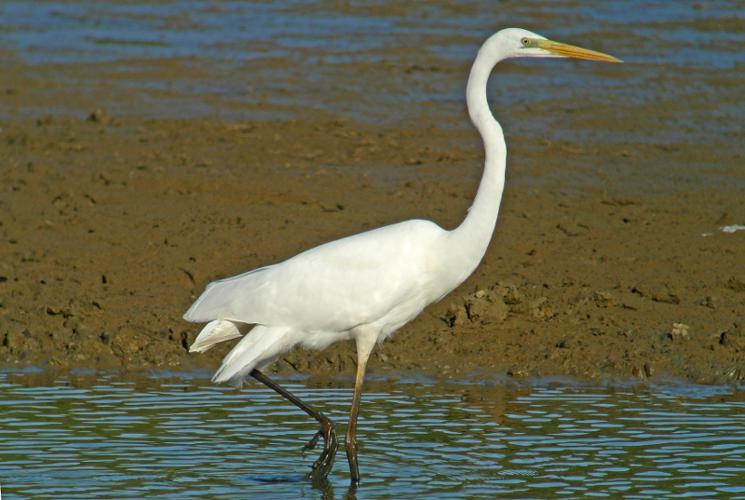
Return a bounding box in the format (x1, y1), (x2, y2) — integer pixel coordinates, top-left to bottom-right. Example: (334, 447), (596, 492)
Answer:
(184, 27), (620, 483)
(185, 31), (515, 383)
(185, 217), (484, 382)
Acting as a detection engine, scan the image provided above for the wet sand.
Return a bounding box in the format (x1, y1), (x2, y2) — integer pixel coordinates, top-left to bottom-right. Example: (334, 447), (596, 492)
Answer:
(1, 12), (744, 385)
(2, 108), (743, 384)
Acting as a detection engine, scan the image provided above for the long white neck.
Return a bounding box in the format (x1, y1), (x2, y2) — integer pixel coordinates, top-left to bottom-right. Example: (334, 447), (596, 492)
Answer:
(447, 40), (508, 278)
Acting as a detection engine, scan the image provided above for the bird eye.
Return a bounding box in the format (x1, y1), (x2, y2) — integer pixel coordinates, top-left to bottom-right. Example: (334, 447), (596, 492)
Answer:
(521, 37), (531, 47)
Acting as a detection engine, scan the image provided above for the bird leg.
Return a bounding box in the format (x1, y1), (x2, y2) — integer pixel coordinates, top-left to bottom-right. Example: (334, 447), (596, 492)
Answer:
(302, 415), (336, 461)
(303, 430), (322, 451)
(250, 369), (338, 481)
(346, 335), (374, 484)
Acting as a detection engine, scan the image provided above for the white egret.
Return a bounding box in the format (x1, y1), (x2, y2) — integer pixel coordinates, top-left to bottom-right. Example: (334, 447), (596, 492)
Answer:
(184, 27), (620, 483)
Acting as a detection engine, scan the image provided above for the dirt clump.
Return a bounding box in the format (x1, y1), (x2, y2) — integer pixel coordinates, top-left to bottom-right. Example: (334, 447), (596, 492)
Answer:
(1, 86), (744, 386)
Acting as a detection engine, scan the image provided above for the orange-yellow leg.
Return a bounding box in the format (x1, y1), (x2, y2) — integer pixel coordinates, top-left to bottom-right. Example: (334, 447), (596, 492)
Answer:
(345, 353), (368, 483)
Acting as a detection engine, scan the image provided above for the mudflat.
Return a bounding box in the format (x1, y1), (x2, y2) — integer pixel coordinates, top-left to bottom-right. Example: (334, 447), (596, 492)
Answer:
(2, 111), (743, 383)
(1, 3), (743, 384)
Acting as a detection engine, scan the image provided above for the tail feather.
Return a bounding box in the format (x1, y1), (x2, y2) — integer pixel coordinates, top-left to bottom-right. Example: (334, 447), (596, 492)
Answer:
(212, 326), (294, 384)
(189, 320), (242, 353)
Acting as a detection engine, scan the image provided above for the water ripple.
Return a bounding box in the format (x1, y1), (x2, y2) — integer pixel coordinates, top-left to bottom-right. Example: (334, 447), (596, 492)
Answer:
(0, 373), (744, 498)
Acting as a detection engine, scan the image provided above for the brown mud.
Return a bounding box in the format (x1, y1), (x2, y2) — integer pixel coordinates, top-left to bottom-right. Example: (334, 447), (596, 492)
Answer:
(1, 57), (744, 386)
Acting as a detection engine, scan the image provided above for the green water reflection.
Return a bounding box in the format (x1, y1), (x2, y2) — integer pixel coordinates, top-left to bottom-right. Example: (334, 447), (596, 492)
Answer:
(1, 372), (744, 498)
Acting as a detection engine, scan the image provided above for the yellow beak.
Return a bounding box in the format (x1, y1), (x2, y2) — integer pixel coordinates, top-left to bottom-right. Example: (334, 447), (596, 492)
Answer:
(537, 39), (622, 63)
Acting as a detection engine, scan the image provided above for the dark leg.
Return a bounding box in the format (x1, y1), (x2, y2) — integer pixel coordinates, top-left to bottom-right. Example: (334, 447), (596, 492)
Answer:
(345, 356), (368, 484)
(250, 369), (338, 481)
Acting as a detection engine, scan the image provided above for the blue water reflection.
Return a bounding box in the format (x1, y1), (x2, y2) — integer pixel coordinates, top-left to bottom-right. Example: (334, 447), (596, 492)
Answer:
(1, 372), (744, 498)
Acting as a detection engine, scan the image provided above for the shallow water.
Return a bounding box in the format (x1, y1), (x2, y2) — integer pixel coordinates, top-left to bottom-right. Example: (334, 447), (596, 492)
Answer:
(2, 1), (743, 141)
(1, 1), (743, 195)
(1, 372), (744, 498)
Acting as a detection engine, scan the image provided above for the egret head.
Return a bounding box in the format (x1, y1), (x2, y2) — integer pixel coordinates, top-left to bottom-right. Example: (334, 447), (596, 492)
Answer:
(488, 28), (621, 63)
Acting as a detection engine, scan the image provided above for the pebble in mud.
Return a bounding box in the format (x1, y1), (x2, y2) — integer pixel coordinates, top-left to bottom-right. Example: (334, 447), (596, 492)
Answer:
(726, 276), (745, 292)
(529, 297), (552, 320)
(668, 322), (690, 341)
(443, 303), (468, 327)
(632, 363), (654, 379)
(632, 283), (681, 304)
(1, 319), (31, 351)
(87, 108), (112, 125)
(719, 323), (744, 350)
(442, 288), (509, 327)
(466, 290), (509, 324)
(507, 366), (529, 377)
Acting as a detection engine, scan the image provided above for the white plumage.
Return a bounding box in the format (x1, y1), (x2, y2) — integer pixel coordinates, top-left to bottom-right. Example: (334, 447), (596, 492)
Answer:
(187, 319), (241, 353)
(183, 27), (620, 483)
(184, 219), (469, 382)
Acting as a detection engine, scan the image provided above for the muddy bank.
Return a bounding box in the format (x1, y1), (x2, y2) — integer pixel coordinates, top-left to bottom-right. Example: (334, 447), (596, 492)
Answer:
(1, 111), (743, 384)
(1, 1), (744, 384)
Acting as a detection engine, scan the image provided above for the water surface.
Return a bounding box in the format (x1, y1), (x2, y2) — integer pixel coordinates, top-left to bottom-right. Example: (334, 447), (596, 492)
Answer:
(1, 372), (744, 498)
(1, 1), (743, 138)
(1, 1), (743, 193)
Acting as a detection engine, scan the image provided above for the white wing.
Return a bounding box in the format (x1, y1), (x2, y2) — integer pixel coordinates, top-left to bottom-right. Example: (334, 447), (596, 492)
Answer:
(188, 320), (242, 353)
(184, 219), (447, 332)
